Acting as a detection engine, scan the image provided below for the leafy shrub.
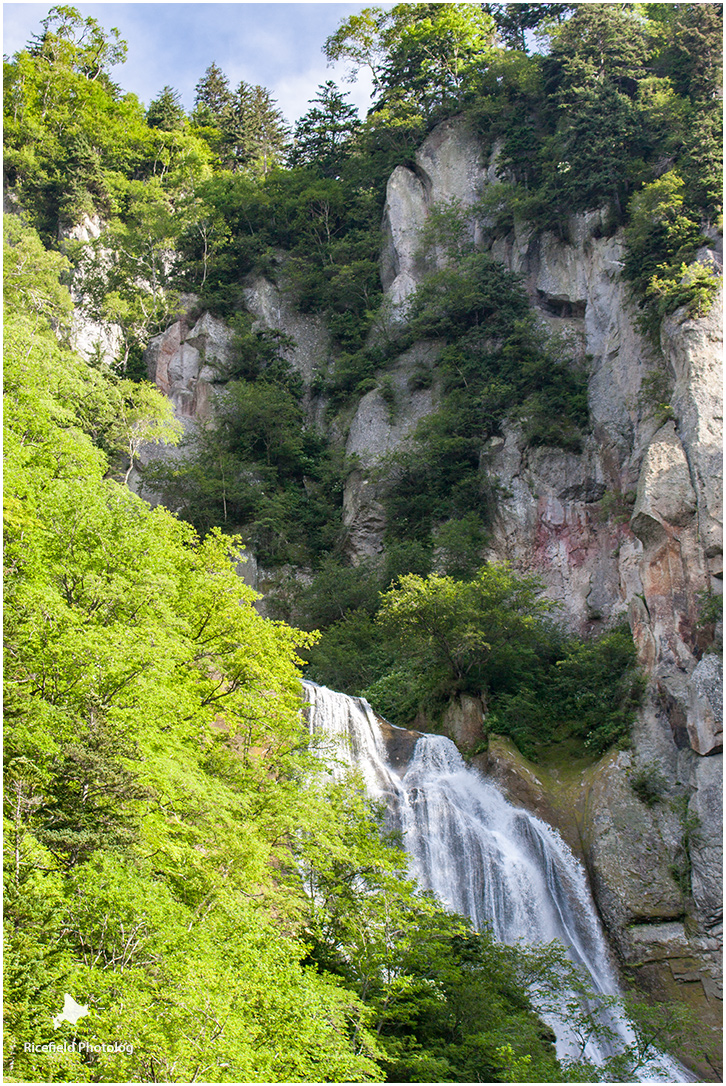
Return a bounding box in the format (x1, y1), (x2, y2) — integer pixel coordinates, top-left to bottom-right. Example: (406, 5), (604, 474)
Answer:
(623, 171), (720, 339)
(380, 300), (588, 550)
(362, 668), (424, 727)
(486, 623), (644, 759)
(304, 609), (394, 694)
(297, 556), (381, 629)
(142, 379), (347, 566)
(433, 513), (488, 579)
(630, 762), (669, 808)
(550, 624), (646, 754)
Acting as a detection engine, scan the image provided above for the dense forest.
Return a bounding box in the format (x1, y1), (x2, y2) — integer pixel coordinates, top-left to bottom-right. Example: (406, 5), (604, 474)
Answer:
(4, 3), (721, 1082)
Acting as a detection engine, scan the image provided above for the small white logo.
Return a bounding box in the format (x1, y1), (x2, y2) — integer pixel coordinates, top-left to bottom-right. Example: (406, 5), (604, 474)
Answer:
(52, 994), (89, 1028)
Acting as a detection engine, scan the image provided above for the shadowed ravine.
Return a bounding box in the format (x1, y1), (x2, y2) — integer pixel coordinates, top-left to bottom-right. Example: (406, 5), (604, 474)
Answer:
(304, 681), (691, 1081)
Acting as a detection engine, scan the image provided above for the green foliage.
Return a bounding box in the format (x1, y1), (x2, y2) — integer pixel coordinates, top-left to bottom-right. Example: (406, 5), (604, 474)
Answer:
(490, 622), (645, 757)
(302, 833), (562, 1084)
(219, 81), (289, 176)
(469, 3), (722, 344)
(325, 4), (496, 123)
(667, 795), (702, 901)
(597, 487), (637, 526)
(377, 234), (588, 552)
(174, 163), (384, 356)
(485, 4), (576, 52)
(29, 5), (127, 80)
(5, 238), (392, 1083)
(376, 565), (555, 706)
(304, 555), (643, 758)
(362, 667), (426, 728)
(289, 81), (360, 177)
(623, 170), (720, 339)
(5, 28), (199, 238)
(141, 377), (346, 566)
(146, 84), (185, 131)
(629, 761), (669, 808)
(645, 259), (721, 327)
(305, 609), (394, 694)
(695, 586), (723, 653)
(297, 556), (381, 628)
(192, 61), (232, 127)
(638, 367), (676, 425)
(3, 215), (74, 332)
(433, 513), (488, 579)
(553, 625), (646, 754)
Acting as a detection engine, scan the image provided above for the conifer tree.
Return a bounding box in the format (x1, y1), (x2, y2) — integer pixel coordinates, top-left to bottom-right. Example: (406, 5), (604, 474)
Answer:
(483, 3), (575, 51)
(192, 61), (232, 125)
(220, 81), (289, 175)
(289, 81), (360, 176)
(146, 84), (185, 130)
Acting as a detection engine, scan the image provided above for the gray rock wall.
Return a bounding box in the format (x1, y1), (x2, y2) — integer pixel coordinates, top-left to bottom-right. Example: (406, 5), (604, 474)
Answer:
(345, 114), (723, 1021)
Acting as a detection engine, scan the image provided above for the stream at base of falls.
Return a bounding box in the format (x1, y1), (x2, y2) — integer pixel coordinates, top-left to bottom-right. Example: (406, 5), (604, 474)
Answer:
(304, 681), (692, 1083)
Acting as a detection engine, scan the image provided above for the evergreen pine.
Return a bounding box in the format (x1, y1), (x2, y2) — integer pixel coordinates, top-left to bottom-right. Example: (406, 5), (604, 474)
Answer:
(221, 81), (289, 174)
(192, 61), (232, 125)
(290, 81), (360, 176)
(146, 84), (185, 130)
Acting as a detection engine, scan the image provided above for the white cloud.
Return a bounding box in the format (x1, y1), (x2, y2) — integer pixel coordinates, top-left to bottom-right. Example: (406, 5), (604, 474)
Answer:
(274, 62), (374, 125)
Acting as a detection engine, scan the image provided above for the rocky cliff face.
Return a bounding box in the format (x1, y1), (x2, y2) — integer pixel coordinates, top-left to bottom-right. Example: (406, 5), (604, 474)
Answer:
(355, 115), (722, 1061)
(133, 114), (721, 1060)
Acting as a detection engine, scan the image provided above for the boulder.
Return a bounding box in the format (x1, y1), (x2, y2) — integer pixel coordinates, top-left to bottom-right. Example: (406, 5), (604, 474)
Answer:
(630, 422), (698, 543)
(442, 695), (485, 751)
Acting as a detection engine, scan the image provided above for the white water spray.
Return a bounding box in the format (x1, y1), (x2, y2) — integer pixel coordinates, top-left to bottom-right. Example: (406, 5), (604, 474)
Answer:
(304, 681), (690, 1081)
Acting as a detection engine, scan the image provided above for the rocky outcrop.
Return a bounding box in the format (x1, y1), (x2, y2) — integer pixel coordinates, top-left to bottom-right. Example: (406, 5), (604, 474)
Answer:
(138, 277), (334, 590)
(343, 341), (441, 560)
(145, 306), (231, 420)
(143, 274), (333, 425)
(243, 275), (334, 426)
(129, 306), (233, 506)
(381, 117), (487, 311)
(442, 694), (485, 751)
(59, 213), (125, 368)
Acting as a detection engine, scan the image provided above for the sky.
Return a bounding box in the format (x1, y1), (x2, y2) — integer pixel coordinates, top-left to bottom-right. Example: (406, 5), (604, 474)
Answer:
(2, 2), (383, 123)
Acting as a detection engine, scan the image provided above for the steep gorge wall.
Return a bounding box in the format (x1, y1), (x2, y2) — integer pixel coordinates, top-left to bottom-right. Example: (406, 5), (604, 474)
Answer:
(127, 115), (722, 1055)
(358, 116), (722, 1051)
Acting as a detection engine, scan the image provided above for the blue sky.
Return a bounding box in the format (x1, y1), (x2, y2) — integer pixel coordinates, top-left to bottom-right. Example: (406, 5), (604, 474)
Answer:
(3, 3), (384, 123)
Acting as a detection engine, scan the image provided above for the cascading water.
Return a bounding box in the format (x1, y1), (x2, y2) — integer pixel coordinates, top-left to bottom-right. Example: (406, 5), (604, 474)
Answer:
(304, 681), (690, 1082)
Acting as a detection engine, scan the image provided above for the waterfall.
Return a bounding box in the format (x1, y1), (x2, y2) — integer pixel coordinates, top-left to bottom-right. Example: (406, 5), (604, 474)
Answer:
(304, 681), (690, 1082)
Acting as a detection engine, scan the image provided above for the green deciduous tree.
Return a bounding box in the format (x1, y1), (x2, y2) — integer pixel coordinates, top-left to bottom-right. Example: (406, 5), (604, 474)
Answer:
(378, 565), (554, 701)
(326, 3), (496, 122)
(3, 215), (74, 331)
(5, 239), (397, 1078)
(29, 4), (127, 82)
(108, 379), (182, 484)
(623, 169), (719, 337)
